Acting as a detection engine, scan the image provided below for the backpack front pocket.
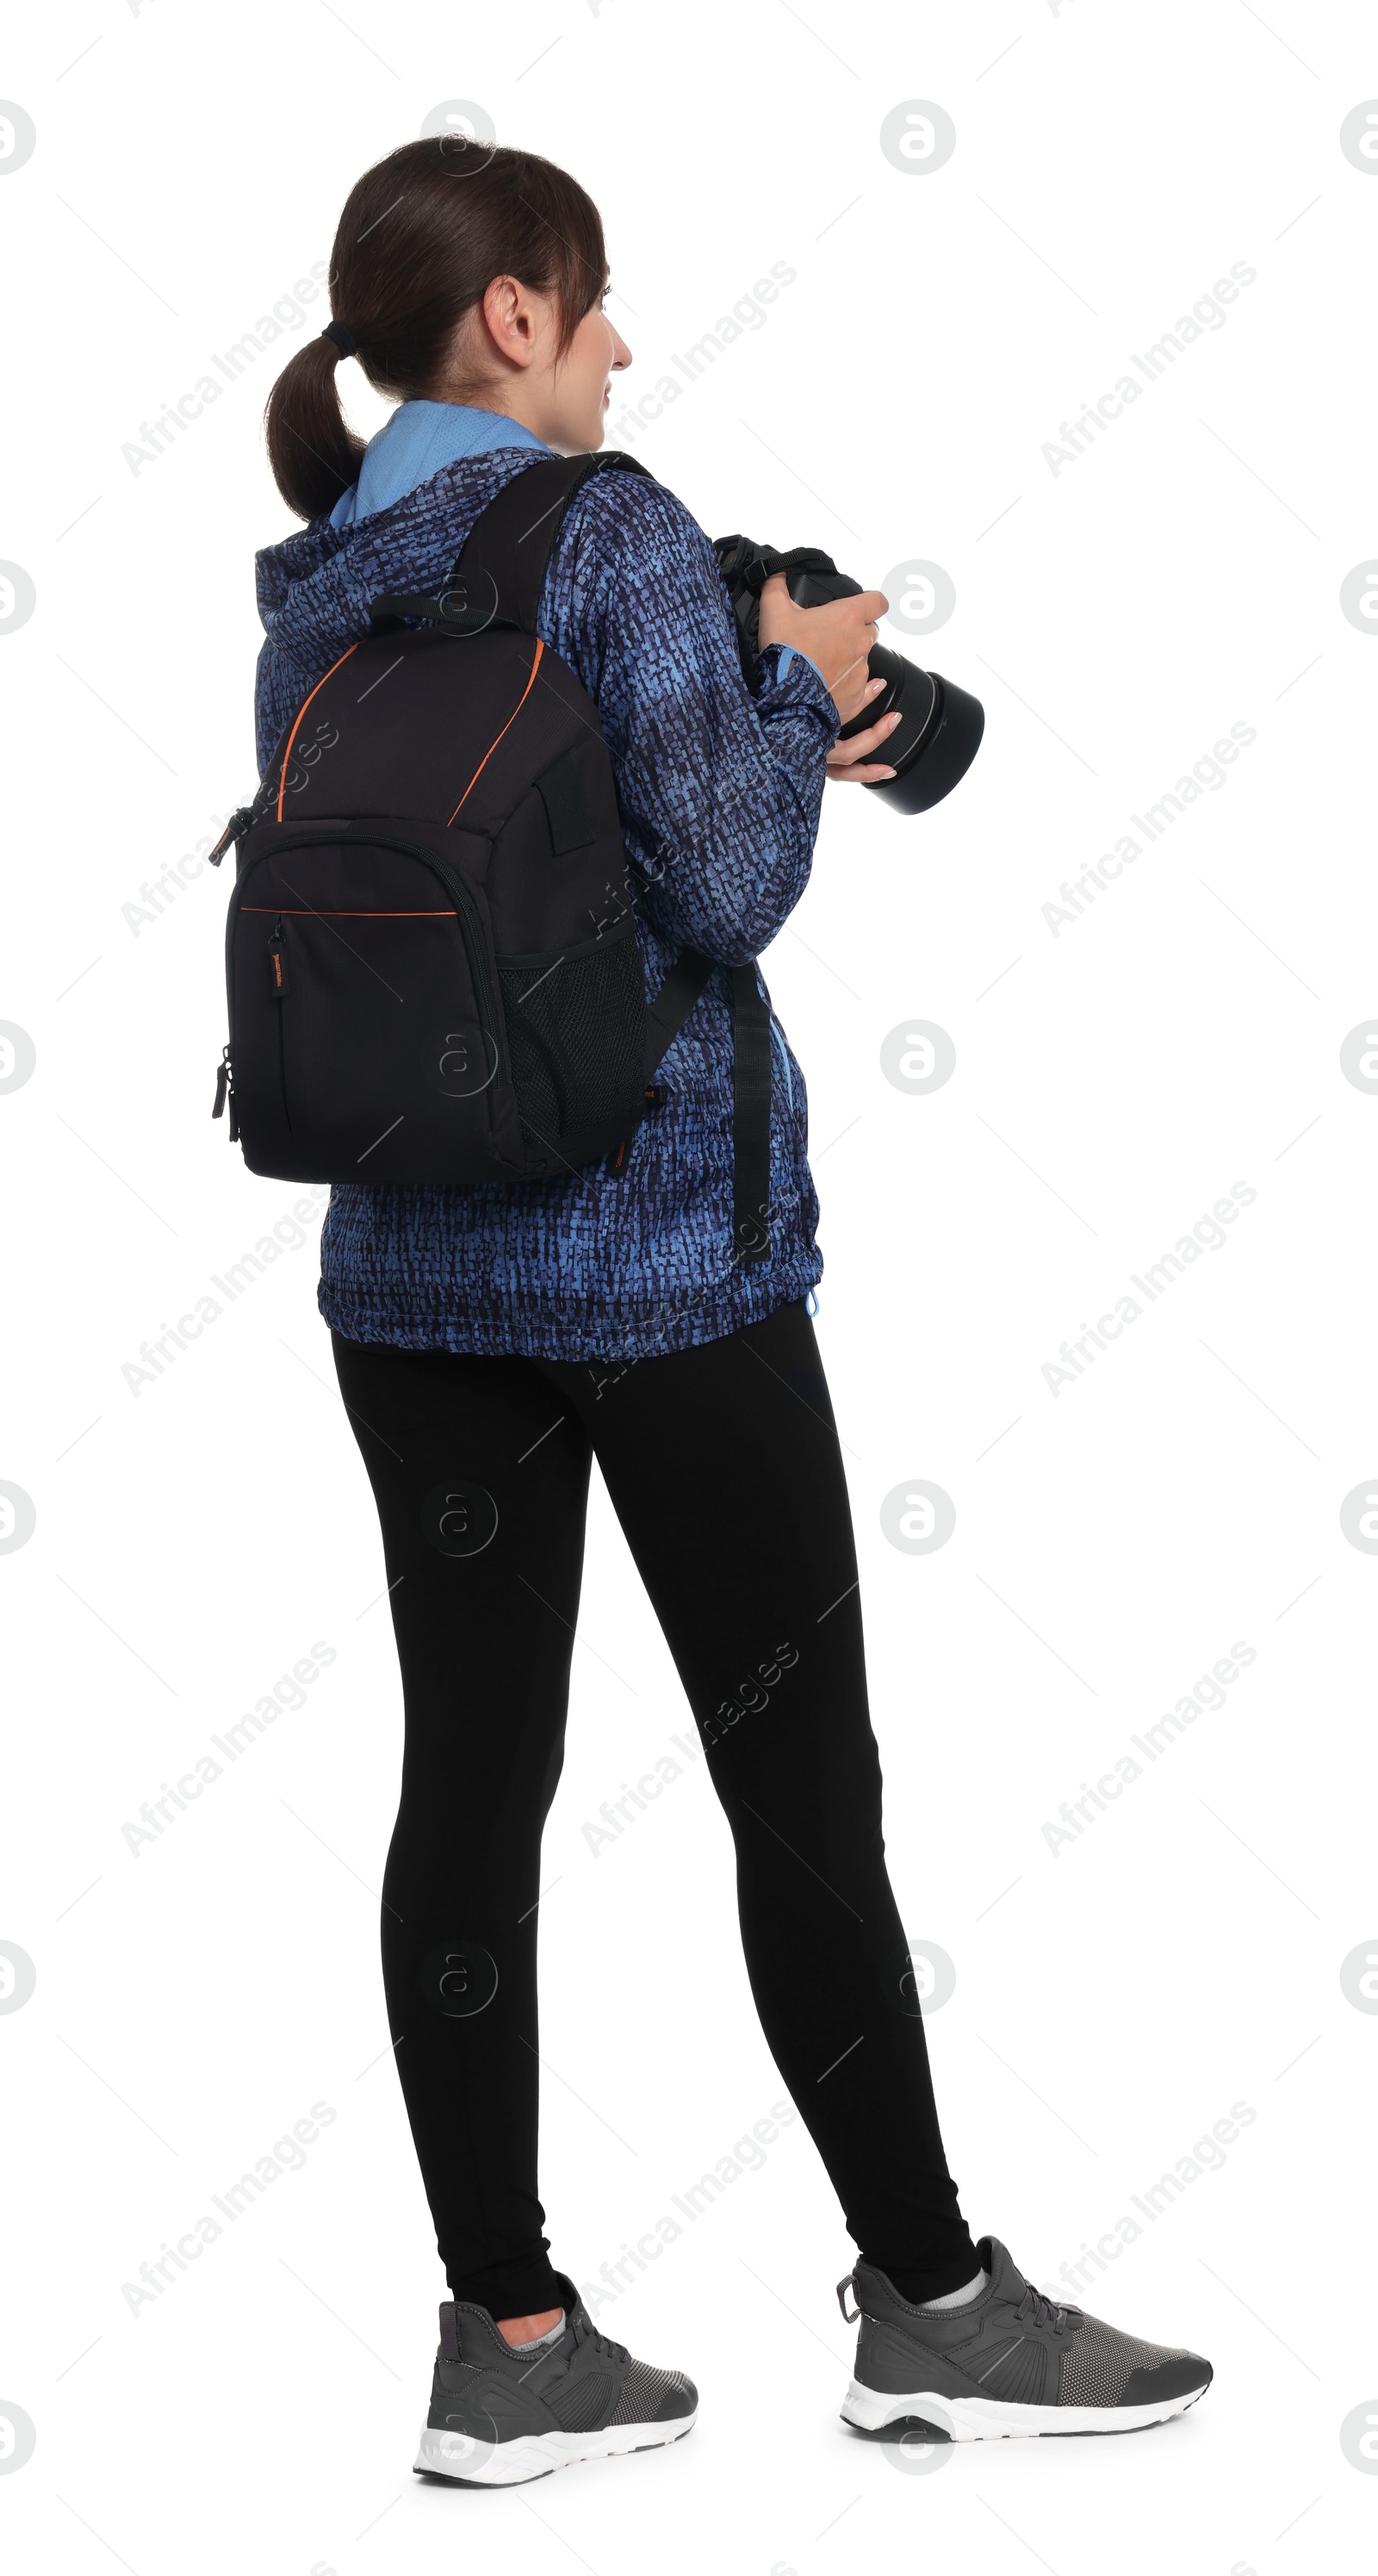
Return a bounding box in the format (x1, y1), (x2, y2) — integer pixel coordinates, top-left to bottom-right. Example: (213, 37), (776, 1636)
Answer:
(227, 832), (513, 1183)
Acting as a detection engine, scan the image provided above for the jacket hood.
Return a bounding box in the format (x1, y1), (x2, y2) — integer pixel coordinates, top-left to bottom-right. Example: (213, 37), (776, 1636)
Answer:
(251, 449), (542, 771)
(255, 451), (542, 666)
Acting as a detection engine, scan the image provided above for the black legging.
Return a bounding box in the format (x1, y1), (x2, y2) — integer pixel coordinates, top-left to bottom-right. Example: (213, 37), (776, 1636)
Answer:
(332, 1299), (978, 2316)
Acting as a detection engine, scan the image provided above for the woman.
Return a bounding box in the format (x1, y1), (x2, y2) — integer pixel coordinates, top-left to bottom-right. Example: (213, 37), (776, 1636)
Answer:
(254, 137), (1212, 2484)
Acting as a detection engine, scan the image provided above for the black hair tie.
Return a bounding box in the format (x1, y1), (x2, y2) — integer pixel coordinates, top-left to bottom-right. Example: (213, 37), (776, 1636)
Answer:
(321, 318), (358, 359)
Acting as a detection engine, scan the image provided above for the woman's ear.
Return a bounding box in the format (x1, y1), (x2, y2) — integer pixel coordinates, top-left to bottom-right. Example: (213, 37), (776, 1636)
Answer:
(481, 274), (543, 371)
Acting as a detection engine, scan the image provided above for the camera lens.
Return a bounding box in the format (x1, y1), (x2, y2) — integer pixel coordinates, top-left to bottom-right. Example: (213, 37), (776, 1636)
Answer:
(785, 566), (984, 816)
(837, 647), (985, 815)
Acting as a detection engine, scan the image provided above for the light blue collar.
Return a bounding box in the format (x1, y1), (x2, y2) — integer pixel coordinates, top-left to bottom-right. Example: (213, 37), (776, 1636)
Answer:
(329, 400), (554, 529)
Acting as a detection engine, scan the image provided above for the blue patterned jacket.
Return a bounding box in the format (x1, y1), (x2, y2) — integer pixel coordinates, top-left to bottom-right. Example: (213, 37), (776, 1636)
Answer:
(252, 414), (837, 1360)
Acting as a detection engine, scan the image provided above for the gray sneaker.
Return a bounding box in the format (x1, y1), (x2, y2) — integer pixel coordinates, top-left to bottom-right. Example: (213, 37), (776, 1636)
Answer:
(839, 2236), (1212, 2442)
(414, 2272), (698, 2486)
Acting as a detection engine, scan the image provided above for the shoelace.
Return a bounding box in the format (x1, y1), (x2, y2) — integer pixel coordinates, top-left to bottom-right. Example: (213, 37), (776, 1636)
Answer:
(1015, 2283), (1082, 2334)
(571, 2309), (630, 2368)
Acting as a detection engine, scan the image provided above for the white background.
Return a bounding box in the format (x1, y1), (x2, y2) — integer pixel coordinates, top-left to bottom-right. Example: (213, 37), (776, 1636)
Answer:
(2, 3), (1375, 2570)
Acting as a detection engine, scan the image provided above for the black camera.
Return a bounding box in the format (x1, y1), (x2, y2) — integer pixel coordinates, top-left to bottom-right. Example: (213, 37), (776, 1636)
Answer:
(714, 535), (984, 817)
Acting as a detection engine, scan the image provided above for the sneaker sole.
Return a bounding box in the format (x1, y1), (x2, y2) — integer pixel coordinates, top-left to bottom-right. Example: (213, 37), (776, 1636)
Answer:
(841, 2376), (1210, 2442)
(414, 2413), (696, 2486)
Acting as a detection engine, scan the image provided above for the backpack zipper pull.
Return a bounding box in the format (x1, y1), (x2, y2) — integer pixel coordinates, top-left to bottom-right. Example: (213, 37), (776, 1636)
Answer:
(212, 1043), (239, 1139)
(605, 1083), (671, 1179)
(267, 917), (289, 996)
(208, 805), (258, 867)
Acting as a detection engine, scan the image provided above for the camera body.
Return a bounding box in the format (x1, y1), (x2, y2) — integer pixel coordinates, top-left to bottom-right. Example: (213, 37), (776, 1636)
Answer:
(714, 536), (984, 817)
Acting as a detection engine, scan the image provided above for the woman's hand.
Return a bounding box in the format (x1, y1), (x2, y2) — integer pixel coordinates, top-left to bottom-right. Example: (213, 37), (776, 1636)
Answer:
(756, 571), (900, 783)
(825, 679), (901, 786)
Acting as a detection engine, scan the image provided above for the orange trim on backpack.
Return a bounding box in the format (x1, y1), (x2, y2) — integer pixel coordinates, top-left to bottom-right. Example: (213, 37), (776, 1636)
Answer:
(276, 644), (360, 819)
(240, 906), (453, 917)
(447, 638), (544, 826)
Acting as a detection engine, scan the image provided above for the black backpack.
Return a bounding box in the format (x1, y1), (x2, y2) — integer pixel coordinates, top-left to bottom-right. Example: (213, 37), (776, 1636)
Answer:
(209, 450), (773, 1261)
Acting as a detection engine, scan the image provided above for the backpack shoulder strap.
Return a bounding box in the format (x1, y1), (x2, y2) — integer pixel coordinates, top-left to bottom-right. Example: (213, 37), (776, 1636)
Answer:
(369, 449), (649, 637)
(643, 947), (714, 1081)
(450, 448), (650, 633)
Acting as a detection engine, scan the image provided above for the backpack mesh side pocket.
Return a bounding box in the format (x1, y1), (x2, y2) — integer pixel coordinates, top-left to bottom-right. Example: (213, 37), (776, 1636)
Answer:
(498, 913), (647, 1170)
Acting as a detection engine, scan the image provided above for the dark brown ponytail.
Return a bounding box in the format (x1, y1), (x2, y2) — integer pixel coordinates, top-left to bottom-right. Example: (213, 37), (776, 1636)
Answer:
(264, 136), (607, 522)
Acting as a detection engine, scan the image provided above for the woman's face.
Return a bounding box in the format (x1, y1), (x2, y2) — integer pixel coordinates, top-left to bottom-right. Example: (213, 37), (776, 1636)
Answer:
(461, 276), (631, 452)
(531, 289), (632, 451)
